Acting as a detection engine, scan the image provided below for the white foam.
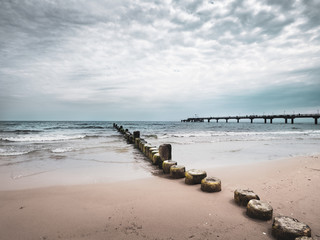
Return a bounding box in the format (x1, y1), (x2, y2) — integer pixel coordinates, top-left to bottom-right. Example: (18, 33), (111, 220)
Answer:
(51, 147), (73, 153)
(1, 135), (86, 142)
(0, 151), (29, 156)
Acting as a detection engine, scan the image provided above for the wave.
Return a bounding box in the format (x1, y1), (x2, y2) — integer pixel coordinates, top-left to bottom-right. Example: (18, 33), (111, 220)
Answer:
(143, 134), (158, 139)
(0, 134), (87, 142)
(51, 147), (74, 153)
(0, 151), (30, 156)
(0, 149), (39, 157)
(83, 126), (106, 129)
(44, 126), (107, 130)
(0, 130), (43, 134)
(11, 169), (56, 180)
(156, 130), (320, 139)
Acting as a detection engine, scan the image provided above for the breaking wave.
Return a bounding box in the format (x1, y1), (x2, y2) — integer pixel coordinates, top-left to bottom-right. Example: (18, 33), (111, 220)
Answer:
(0, 135), (87, 142)
(0, 130), (43, 134)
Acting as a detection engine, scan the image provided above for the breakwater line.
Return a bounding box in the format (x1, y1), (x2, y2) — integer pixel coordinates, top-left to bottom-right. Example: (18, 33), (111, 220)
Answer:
(113, 123), (216, 186)
(113, 123), (315, 239)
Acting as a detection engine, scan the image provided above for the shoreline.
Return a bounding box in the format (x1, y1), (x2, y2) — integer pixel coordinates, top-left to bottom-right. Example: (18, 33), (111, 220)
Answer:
(0, 154), (319, 239)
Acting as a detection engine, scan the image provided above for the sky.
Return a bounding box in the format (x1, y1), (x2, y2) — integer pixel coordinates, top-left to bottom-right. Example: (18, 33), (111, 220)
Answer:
(0, 0), (320, 121)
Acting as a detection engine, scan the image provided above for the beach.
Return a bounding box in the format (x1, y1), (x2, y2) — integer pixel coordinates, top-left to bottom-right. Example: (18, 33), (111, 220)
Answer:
(1, 154), (319, 240)
(1, 121), (320, 239)
(1, 0), (320, 238)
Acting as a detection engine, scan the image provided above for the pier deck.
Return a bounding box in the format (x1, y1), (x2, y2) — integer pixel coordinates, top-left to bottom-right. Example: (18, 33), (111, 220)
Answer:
(181, 114), (320, 124)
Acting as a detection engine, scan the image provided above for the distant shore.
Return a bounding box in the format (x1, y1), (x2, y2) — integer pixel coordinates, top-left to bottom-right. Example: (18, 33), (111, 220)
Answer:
(0, 154), (319, 240)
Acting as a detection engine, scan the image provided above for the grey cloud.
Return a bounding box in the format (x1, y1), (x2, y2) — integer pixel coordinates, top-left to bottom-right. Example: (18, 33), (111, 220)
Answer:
(171, 0), (205, 13)
(250, 11), (294, 38)
(300, 0), (320, 32)
(194, 0), (317, 47)
(0, 0), (319, 120)
(284, 66), (320, 84)
(216, 5), (294, 44)
(266, 0), (295, 11)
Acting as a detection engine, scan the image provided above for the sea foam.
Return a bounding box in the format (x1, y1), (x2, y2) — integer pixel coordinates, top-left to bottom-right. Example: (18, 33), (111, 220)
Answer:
(1, 135), (86, 142)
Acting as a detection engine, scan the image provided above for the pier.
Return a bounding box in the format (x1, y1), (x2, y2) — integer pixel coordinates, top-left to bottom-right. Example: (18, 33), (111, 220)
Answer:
(181, 113), (320, 124)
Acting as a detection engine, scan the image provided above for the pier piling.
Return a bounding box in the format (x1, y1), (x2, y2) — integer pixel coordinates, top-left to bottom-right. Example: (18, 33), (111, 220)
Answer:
(182, 113), (320, 124)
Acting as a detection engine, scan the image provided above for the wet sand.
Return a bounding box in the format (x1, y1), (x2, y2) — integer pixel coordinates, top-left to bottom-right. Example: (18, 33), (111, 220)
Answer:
(0, 155), (319, 240)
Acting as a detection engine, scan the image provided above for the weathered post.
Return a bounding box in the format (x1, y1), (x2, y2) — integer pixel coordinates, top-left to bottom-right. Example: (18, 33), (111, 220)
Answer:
(133, 131), (140, 140)
(185, 169), (207, 185)
(162, 160), (177, 174)
(234, 189), (260, 206)
(158, 144), (172, 161)
(272, 216), (312, 239)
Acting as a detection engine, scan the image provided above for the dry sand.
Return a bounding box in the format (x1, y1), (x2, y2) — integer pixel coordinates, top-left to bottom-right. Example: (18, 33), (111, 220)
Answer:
(0, 155), (319, 240)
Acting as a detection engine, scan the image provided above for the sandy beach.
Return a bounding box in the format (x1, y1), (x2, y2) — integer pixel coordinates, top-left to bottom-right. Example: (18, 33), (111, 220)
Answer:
(0, 154), (319, 240)
(1, 0), (320, 238)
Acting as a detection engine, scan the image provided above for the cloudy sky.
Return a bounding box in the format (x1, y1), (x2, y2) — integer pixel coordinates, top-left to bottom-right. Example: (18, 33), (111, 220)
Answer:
(0, 0), (319, 121)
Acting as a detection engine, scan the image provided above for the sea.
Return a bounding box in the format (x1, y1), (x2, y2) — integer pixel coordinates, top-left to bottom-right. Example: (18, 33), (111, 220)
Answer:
(0, 120), (319, 190)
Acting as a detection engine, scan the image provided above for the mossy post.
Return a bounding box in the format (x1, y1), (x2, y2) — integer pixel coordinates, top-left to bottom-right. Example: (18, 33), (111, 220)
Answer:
(133, 131), (140, 140)
(124, 132), (129, 140)
(146, 146), (156, 159)
(134, 138), (140, 148)
(152, 153), (162, 166)
(246, 199), (273, 220)
(148, 147), (158, 160)
(126, 133), (133, 144)
(234, 189), (260, 206)
(151, 150), (159, 161)
(272, 216), (312, 240)
(185, 169), (207, 185)
(143, 144), (151, 155)
(139, 139), (147, 152)
(163, 160), (177, 174)
(201, 177), (221, 192)
(129, 135), (134, 144)
(159, 144), (172, 161)
(170, 165), (185, 178)
(144, 145), (153, 158)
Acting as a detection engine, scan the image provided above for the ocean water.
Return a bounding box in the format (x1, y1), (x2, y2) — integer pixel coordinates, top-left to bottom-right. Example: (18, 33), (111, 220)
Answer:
(0, 121), (319, 190)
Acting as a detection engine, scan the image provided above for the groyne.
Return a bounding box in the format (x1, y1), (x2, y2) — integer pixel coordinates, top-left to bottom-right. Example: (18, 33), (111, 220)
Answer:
(113, 122), (314, 239)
